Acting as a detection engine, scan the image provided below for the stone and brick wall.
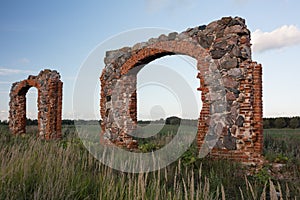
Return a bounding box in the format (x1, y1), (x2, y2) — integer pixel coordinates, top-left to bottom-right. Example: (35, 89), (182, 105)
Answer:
(100, 16), (263, 164)
(9, 69), (63, 139)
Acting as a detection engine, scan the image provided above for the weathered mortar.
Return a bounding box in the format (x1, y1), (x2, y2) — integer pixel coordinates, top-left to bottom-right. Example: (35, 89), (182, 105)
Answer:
(9, 69), (63, 139)
(100, 16), (263, 165)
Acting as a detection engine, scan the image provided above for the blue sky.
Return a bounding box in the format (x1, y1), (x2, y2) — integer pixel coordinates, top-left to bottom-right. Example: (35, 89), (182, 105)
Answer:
(1, 0), (300, 120)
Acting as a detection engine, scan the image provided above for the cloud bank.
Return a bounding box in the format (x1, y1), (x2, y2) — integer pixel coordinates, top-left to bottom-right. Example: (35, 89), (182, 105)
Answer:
(252, 25), (300, 53)
(0, 68), (34, 76)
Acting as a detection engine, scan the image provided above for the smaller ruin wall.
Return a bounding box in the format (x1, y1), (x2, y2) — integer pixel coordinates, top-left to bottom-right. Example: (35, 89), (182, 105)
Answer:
(9, 69), (63, 139)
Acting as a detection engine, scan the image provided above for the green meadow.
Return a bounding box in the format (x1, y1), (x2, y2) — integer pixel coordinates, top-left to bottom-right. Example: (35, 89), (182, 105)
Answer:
(0, 124), (300, 199)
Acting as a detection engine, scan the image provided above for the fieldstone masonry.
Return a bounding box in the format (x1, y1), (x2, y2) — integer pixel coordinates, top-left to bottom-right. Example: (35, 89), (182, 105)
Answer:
(100, 16), (263, 164)
(9, 69), (63, 139)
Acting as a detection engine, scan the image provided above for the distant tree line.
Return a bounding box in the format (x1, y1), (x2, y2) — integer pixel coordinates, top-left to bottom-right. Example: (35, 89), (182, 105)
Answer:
(1, 117), (299, 129)
(26, 118), (38, 125)
(263, 117), (300, 129)
(139, 116), (300, 129)
(138, 116), (197, 126)
(25, 119), (99, 126)
(1, 119), (101, 126)
(137, 118), (165, 125)
(25, 119), (77, 125)
(0, 120), (8, 125)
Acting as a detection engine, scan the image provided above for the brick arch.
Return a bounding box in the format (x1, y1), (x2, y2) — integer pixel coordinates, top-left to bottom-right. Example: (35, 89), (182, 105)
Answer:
(118, 40), (214, 147)
(100, 16), (264, 165)
(120, 40), (210, 75)
(9, 69), (63, 139)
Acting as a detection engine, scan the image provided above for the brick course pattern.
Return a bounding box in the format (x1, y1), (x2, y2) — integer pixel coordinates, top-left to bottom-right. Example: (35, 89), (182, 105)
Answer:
(9, 69), (63, 139)
(100, 17), (263, 165)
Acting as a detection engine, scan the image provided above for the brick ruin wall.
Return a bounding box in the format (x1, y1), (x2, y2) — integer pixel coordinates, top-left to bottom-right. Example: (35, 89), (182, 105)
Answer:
(9, 69), (63, 139)
(100, 16), (263, 164)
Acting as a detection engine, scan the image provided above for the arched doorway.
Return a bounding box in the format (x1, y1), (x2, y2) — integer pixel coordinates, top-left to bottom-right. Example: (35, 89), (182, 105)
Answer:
(136, 55), (201, 121)
(135, 55), (201, 147)
(25, 87), (38, 134)
(100, 16), (263, 164)
(101, 40), (213, 149)
(9, 69), (63, 139)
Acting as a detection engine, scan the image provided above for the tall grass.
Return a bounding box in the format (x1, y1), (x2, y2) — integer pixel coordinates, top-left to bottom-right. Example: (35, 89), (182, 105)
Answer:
(0, 125), (299, 199)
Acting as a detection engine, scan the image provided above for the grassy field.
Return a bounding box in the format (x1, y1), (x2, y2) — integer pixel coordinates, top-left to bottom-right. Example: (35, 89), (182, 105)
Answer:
(0, 125), (299, 199)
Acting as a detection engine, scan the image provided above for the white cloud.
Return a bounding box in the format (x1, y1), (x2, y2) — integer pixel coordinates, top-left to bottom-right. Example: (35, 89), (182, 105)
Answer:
(18, 58), (30, 65)
(62, 76), (76, 81)
(26, 111), (37, 119)
(0, 68), (34, 76)
(146, 0), (169, 12)
(252, 25), (300, 53)
(0, 110), (8, 121)
(63, 112), (75, 119)
(0, 81), (11, 84)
